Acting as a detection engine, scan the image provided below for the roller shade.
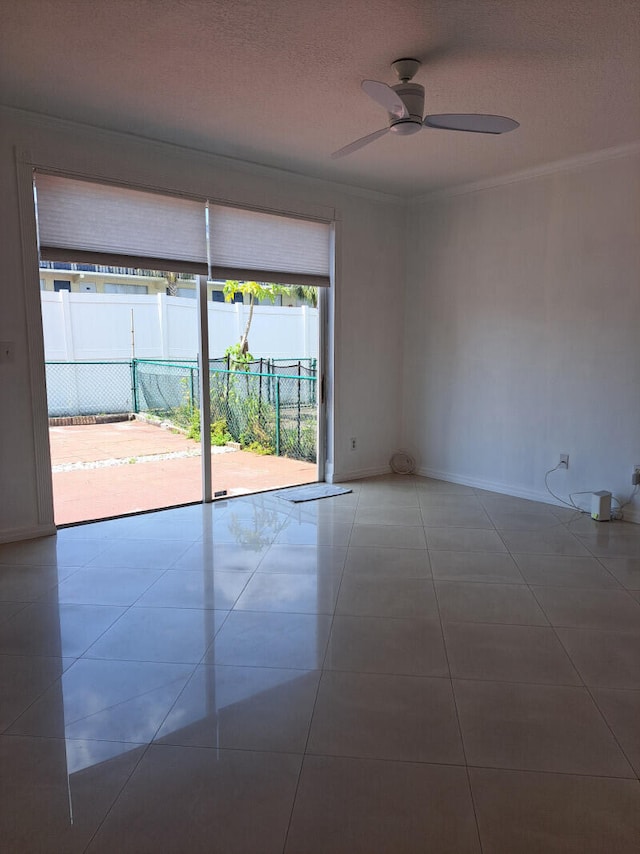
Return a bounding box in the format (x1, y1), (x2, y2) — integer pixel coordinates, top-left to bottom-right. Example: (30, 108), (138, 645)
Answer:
(35, 174), (208, 274)
(208, 204), (330, 286)
(34, 173), (331, 285)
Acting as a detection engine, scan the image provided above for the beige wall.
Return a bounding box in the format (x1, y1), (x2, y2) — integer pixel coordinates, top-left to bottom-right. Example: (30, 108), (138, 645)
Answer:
(39, 271), (169, 294)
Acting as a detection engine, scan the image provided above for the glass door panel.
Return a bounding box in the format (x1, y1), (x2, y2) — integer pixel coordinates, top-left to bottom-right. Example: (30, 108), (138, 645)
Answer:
(207, 281), (320, 498)
(42, 263), (202, 523)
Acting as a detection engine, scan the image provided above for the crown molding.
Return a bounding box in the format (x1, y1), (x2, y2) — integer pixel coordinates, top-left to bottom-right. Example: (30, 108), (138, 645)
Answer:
(6, 105), (637, 214)
(408, 139), (640, 206)
(0, 104), (404, 207)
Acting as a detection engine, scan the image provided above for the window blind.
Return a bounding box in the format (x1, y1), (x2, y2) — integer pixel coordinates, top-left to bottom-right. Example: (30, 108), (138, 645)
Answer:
(208, 204), (330, 286)
(35, 174), (208, 274)
(34, 173), (331, 285)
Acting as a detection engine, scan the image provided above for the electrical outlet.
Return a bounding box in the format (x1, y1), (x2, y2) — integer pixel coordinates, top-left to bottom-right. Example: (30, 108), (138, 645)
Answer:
(633, 465), (640, 486)
(350, 437), (357, 451)
(559, 454), (569, 469)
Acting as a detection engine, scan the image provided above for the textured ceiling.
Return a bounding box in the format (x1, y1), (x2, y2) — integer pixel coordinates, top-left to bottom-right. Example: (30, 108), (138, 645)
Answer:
(2, 0), (639, 196)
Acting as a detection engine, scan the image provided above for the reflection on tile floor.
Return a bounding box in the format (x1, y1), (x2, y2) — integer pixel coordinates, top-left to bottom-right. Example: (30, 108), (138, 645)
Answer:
(1, 475), (640, 852)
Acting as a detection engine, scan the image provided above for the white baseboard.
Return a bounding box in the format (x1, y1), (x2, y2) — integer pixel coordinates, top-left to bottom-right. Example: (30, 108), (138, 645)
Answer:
(418, 466), (561, 506)
(332, 464), (391, 482)
(418, 466), (640, 524)
(0, 523), (57, 544)
(622, 506), (640, 525)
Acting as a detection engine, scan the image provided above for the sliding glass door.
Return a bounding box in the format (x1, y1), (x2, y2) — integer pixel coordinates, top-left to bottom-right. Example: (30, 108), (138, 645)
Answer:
(34, 173), (331, 523)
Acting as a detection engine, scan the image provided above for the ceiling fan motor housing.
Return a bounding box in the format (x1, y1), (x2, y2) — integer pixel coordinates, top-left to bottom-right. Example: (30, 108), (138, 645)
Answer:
(389, 83), (424, 134)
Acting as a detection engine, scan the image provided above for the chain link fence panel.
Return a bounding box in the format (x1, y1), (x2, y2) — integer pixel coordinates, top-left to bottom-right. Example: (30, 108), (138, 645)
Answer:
(135, 360), (199, 430)
(210, 357), (317, 406)
(45, 361), (133, 417)
(208, 368), (317, 462)
(45, 359), (317, 462)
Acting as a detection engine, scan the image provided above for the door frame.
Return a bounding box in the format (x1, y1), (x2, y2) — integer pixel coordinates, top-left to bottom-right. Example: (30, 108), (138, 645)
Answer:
(16, 152), (335, 529)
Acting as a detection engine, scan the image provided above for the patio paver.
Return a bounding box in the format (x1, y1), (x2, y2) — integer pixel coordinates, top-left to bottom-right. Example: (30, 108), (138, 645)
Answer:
(50, 421), (316, 525)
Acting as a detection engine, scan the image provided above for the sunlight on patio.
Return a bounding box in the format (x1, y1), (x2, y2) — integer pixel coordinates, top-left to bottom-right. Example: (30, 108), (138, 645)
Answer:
(50, 421), (316, 525)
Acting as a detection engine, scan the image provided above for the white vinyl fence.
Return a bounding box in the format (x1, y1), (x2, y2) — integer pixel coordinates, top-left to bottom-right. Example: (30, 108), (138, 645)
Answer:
(41, 291), (318, 361)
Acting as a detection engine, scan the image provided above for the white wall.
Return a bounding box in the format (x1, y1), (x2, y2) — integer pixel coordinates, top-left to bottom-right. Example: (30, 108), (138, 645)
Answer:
(403, 149), (640, 520)
(41, 291), (319, 361)
(0, 107), (405, 540)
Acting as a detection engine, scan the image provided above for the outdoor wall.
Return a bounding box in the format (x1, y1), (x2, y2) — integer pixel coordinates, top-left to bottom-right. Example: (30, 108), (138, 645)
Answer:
(41, 291), (319, 361)
(403, 148), (640, 520)
(0, 106), (405, 540)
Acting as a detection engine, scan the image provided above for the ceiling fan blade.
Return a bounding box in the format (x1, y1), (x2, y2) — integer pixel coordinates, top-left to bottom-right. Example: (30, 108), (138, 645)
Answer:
(361, 80), (409, 119)
(423, 114), (519, 134)
(330, 128), (390, 160)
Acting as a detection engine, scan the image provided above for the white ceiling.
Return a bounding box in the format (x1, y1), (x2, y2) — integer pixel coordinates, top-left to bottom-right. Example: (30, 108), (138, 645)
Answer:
(2, 0), (639, 196)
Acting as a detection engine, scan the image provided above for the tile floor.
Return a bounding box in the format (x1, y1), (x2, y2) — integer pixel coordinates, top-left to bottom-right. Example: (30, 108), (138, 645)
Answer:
(1, 475), (640, 852)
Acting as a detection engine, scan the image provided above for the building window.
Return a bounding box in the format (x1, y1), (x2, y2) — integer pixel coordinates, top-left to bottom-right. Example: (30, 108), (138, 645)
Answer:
(175, 287), (196, 299)
(234, 292), (244, 304)
(103, 283), (149, 295)
(258, 294), (282, 306)
(53, 280), (71, 292)
(211, 291), (225, 302)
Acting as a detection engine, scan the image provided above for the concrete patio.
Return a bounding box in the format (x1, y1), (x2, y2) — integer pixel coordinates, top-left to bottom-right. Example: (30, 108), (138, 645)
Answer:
(50, 420), (317, 525)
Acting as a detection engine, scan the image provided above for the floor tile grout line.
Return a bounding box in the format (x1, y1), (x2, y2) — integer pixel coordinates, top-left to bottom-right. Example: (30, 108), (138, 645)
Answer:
(584, 684), (640, 783)
(468, 504), (640, 778)
(79, 726), (164, 852)
(281, 484), (359, 852)
(591, 552), (639, 591)
(449, 673), (608, 690)
(460, 761), (640, 782)
(520, 561), (639, 778)
(0, 656), (79, 735)
(526, 584), (640, 618)
(295, 751), (639, 781)
(76, 525), (224, 850)
(430, 557), (486, 854)
(491, 509), (640, 782)
(80, 655), (320, 670)
(1, 728), (636, 785)
(194, 563), (261, 668)
(42, 671), (197, 735)
(535, 609), (640, 777)
(52, 727), (155, 854)
(6, 648), (621, 685)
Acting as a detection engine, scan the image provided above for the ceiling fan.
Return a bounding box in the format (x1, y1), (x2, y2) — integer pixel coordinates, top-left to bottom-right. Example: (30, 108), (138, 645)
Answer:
(331, 58), (519, 159)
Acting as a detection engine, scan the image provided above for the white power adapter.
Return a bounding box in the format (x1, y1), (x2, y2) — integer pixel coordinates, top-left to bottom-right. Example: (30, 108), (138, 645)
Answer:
(591, 491), (612, 522)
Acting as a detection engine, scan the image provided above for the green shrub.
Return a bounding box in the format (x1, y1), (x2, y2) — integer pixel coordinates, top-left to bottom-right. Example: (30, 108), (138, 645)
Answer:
(244, 440), (273, 455)
(211, 418), (233, 446)
(187, 410), (232, 445)
(224, 342), (254, 371)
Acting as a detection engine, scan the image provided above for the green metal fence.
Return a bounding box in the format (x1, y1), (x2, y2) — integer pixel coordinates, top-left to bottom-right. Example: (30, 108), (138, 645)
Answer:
(45, 358), (317, 462)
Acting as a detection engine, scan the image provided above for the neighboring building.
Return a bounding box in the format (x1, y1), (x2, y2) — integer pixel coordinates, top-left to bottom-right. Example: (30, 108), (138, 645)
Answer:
(39, 262), (312, 306)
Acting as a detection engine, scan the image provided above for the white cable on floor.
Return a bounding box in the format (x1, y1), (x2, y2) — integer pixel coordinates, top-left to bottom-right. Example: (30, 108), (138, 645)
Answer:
(546, 466), (638, 520)
(544, 464), (587, 514)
